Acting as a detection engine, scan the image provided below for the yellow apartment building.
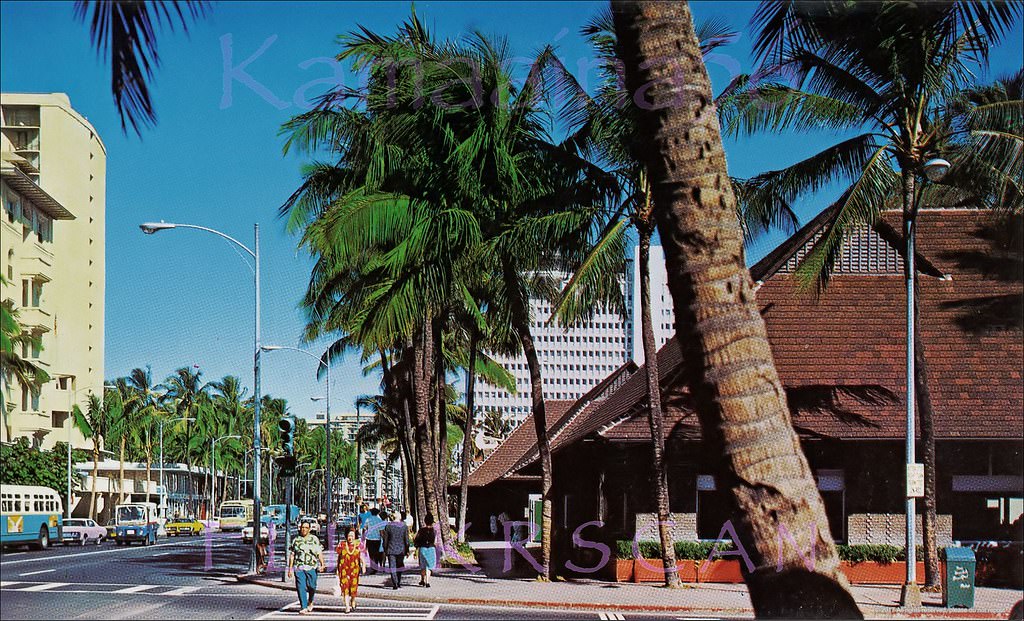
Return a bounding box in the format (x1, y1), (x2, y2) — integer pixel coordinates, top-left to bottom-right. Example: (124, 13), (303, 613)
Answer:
(1, 92), (105, 451)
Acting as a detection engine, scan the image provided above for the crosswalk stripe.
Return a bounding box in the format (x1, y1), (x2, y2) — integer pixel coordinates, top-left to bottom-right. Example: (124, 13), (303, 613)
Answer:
(19, 582), (69, 592)
(161, 586), (201, 596)
(0, 581), (21, 587)
(111, 584), (159, 593)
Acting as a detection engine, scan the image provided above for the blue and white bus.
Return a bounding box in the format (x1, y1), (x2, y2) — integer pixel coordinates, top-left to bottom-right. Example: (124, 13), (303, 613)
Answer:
(0, 484), (63, 550)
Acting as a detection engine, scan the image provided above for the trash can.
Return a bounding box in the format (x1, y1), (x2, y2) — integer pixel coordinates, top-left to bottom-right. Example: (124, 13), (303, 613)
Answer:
(943, 547), (976, 608)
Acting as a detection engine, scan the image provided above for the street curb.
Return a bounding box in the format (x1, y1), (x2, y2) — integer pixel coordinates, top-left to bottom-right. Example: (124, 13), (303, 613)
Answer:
(234, 574), (1013, 618)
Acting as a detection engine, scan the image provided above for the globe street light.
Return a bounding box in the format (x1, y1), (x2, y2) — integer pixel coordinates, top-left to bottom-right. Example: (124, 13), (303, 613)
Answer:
(260, 344), (334, 530)
(140, 221), (263, 574)
(901, 157), (951, 607)
(211, 434), (242, 526)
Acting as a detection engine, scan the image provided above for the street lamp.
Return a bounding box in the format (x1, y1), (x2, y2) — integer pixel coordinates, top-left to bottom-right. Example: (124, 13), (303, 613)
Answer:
(140, 220), (263, 574)
(65, 383), (115, 519)
(901, 157), (951, 607)
(211, 434), (242, 526)
(261, 344), (334, 528)
(158, 416), (195, 522)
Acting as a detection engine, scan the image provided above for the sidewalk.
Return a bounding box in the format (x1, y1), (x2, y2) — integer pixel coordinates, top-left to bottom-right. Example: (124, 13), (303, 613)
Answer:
(239, 554), (1023, 619)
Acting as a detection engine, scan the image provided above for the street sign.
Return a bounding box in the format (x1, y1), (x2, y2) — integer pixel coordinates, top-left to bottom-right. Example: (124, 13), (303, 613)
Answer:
(907, 463), (925, 497)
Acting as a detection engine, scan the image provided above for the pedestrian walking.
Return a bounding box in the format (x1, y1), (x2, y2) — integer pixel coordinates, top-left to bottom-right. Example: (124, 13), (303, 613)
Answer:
(413, 513), (437, 588)
(286, 521), (326, 615)
(380, 511), (410, 589)
(334, 527), (364, 613)
(362, 508), (385, 574)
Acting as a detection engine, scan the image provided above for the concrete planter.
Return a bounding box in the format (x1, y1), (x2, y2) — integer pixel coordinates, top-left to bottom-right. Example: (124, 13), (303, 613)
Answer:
(840, 561), (940, 585)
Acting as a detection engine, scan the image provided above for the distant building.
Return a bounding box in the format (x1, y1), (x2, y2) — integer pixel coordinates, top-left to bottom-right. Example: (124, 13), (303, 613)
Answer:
(308, 410), (362, 444)
(473, 245), (678, 427)
(1, 93), (106, 450)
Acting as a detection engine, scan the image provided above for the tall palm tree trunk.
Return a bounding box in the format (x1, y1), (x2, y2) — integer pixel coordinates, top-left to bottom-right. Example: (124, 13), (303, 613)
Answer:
(638, 220), (681, 587)
(413, 322), (443, 546)
(458, 331), (480, 542)
(915, 265), (940, 589)
(434, 329), (451, 538)
(504, 261), (553, 581)
(612, 2), (860, 616)
(145, 428), (153, 505)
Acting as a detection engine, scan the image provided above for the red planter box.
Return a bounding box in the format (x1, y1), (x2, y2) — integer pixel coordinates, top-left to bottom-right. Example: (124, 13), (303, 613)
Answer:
(840, 561), (942, 585)
(697, 559), (744, 583)
(626, 559), (699, 583)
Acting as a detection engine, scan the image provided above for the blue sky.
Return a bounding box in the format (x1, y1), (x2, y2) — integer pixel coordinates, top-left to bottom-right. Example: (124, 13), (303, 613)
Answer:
(2, 2), (1021, 422)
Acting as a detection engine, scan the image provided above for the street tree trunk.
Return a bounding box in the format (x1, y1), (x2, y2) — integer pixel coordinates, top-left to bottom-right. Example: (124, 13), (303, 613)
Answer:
(504, 260), (553, 580)
(915, 259), (941, 590)
(612, 2), (861, 616)
(145, 428), (153, 506)
(413, 322), (444, 549)
(458, 330), (480, 542)
(638, 218), (681, 587)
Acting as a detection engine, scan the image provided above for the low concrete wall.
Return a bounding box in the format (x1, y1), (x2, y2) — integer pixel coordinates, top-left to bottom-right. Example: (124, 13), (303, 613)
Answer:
(847, 513), (953, 546)
(634, 513), (698, 541)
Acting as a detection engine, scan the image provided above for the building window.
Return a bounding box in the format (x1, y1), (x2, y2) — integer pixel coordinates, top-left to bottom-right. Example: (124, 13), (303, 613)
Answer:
(6, 250), (12, 280)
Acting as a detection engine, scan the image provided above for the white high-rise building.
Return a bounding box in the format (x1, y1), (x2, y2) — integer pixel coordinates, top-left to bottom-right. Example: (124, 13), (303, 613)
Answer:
(473, 246), (677, 427)
(631, 244), (676, 366)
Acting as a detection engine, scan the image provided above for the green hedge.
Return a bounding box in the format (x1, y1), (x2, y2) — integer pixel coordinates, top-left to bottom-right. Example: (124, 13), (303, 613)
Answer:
(615, 540), (735, 560)
(616, 541), (948, 564)
(837, 544), (946, 564)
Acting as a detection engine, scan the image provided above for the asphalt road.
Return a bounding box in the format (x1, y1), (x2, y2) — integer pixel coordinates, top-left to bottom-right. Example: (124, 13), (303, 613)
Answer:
(0, 533), (711, 620)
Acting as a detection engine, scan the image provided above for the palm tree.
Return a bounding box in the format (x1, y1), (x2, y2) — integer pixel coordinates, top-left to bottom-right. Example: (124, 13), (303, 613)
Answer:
(610, 1), (860, 616)
(125, 366), (160, 502)
(541, 10), (785, 587)
(729, 0), (1022, 589)
(72, 392), (120, 520)
(1, 281), (50, 440)
(74, 0), (208, 134)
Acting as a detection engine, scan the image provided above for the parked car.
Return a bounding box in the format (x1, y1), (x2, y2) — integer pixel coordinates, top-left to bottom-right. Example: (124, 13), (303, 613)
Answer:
(61, 518), (106, 546)
(165, 516), (204, 537)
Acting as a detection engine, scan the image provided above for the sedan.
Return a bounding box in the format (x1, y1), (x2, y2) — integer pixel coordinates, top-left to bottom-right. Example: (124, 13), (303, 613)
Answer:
(165, 516), (204, 537)
(62, 518), (106, 546)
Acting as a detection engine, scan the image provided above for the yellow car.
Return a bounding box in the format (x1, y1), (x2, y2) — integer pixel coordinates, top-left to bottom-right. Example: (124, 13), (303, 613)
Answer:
(165, 516), (204, 537)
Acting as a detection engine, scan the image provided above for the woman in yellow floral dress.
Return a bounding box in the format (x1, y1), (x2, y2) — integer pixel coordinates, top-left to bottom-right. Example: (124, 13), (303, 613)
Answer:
(335, 527), (364, 613)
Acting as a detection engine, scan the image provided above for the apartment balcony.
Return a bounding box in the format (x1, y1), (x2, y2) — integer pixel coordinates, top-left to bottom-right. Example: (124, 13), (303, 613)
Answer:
(19, 253), (53, 283)
(17, 306), (52, 332)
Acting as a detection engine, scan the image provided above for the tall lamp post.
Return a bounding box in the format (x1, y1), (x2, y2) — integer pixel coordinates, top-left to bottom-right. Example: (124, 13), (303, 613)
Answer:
(140, 221), (263, 574)
(65, 383), (115, 519)
(260, 345), (333, 528)
(901, 157), (950, 607)
(211, 434), (242, 525)
(158, 416), (195, 521)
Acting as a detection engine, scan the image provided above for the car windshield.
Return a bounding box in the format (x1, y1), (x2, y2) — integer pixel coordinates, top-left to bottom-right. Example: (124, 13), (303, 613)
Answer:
(117, 506), (146, 523)
(221, 506), (246, 518)
(65, 519), (84, 527)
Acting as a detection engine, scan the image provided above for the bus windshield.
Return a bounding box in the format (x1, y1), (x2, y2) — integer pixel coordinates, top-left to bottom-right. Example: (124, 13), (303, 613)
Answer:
(117, 506), (146, 523)
(221, 506), (247, 518)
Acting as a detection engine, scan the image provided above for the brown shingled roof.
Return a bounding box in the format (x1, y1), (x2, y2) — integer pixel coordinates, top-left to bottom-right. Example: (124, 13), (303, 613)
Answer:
(514, 209), (1023, 459)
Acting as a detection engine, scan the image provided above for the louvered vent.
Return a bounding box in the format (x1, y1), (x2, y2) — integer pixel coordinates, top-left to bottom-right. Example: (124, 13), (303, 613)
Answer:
(779, 226), (903, 274)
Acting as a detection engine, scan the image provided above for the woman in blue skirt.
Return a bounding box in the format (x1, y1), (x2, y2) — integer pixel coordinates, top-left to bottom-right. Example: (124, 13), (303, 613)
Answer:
(414, 513), (437, 587)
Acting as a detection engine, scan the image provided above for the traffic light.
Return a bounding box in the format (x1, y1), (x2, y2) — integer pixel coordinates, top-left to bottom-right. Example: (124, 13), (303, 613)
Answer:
(279, 416), (296, 455)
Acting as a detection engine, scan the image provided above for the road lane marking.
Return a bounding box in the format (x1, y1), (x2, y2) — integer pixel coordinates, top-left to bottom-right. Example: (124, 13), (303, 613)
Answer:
(258, 602), (438, 620)
(111, 584), (159, 593)
(161, 586), (201, 596)
(18, 569), (56, 576)
(19, 582), (69, 591)
(0, 537), (245, 565)
(0, 581), (21, 587)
